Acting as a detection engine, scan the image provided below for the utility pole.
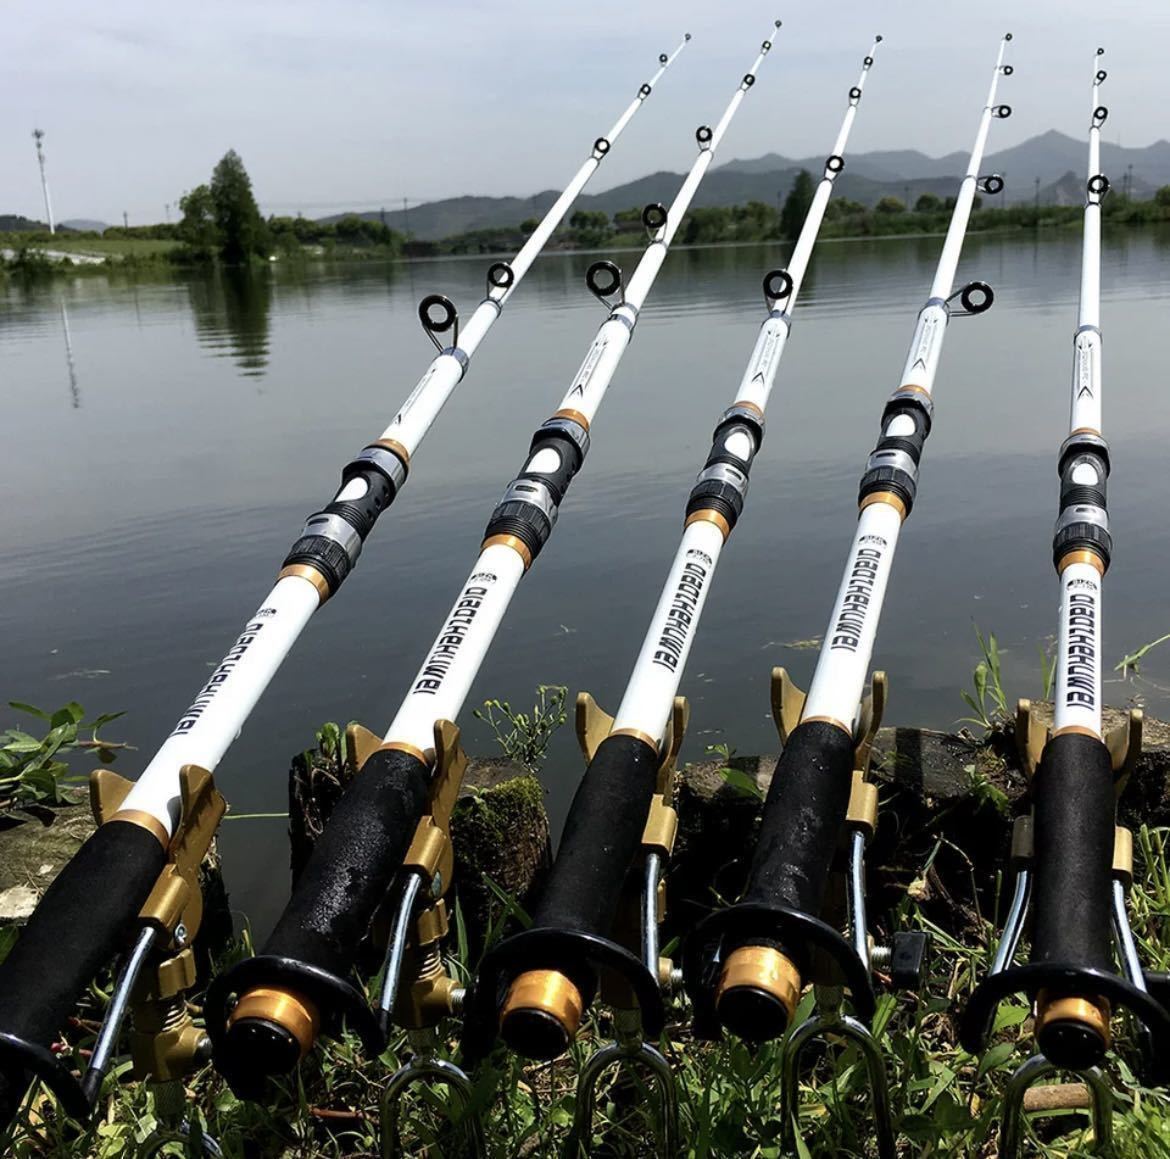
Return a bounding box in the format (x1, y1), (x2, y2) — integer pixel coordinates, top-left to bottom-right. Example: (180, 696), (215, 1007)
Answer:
(1034, 176), (1040, 211)
(165, 202), (171, 223)
(402, 196), (412, 237)
(1126, 163), (1134, 202)
(32, 128), (55, 234)
(123, 211), (129, 229)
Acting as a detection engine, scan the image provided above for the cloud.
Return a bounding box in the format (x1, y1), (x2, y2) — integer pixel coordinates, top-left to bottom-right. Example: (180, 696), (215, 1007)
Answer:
(2, 0), (1165, 223)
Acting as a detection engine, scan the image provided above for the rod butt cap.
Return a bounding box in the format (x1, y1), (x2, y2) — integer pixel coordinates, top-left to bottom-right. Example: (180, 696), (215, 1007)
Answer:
(1036, 991), (1111, 1070)
(499, 969), (583, 1060)
(715, 945), (800, 1042)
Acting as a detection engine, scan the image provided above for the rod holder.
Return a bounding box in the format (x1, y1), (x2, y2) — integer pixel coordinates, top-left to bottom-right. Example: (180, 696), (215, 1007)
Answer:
(998, 1054), (1112, 1159)
(380, 1032), (486, 1159)
(568, 1011), (679, 1158)
(779, 999), (895, 1159)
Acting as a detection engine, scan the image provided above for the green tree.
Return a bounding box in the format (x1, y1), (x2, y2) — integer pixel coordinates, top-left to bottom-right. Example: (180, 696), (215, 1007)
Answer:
(915, 192), (942, 213)
(1155, 186), (1170, 207)
(210, 150), (269, 263)
(519, 216), (540, 234)
(177, 184), (220, 259)
(779, 169), (815, 239)
(876, 195), (906, 214)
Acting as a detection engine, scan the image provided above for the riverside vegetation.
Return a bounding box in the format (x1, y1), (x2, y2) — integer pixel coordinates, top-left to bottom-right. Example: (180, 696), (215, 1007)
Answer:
(2, 628), (1169, 1156)
(7, 160), (1170, 276)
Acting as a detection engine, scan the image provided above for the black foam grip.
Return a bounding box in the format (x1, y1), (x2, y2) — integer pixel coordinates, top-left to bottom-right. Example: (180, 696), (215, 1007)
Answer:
(533, 733), (659, 936)
(1030, 733), (1116, 971)
(743, 721), (855, 916)
(259, 747), (431, 978)
(0, 820), (165, 1055)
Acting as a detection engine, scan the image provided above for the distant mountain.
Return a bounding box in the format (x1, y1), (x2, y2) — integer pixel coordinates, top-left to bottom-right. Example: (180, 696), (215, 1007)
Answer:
(316, 129), (1170, 240)
(61, 218), (108, 232)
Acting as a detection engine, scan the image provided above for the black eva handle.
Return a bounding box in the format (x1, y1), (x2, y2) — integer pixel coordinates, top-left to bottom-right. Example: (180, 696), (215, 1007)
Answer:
(533, 733), (659, 935)
(0, 821), (165, 1086)
(743, 720), (855, 917)
(259, 746), (431, 977)
(1030, 732), (1115, 970)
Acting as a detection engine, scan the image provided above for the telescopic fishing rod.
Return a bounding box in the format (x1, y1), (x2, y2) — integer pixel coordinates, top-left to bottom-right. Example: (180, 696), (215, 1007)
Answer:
(680, 35), (1013, 1158)
(459, 40), (882, 1151)
(205, 21), (780, 1123)
(960, 50), (1170, 1158)
(0, 39), (689, 1137)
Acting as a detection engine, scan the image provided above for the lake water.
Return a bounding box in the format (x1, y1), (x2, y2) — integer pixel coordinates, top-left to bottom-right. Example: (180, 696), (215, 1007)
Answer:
(4, 229), (1170, 934)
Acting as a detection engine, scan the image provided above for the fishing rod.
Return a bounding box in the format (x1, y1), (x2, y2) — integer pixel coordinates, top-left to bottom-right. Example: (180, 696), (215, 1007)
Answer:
(459, 38), (882, 1151)
(0, 38), (689, 1136)
(960, 50), (1170, 1158)
(679, 36), (1014, 1159)
(205, 21), (780, 1122)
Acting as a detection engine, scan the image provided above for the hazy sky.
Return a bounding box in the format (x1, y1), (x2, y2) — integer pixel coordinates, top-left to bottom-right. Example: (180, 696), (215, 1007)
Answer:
(4, 1), (1167, 224)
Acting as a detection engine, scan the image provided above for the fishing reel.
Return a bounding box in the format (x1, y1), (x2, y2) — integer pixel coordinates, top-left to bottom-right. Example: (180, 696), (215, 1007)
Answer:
(684, 668), (929, 1159)
(0, 766), (225, 1153)
(464, 694), (691, 1155)
(960, 700), (1170, 1158)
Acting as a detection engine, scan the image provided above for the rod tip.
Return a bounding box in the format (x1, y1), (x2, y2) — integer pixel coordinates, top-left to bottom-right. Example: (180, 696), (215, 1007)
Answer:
(774, 18), (782, 27)
(875, 34), (883, 42)
(1097, 46), (1105, 55)
(684, 32), (692, 41)
(1004, 32), (1013, 41)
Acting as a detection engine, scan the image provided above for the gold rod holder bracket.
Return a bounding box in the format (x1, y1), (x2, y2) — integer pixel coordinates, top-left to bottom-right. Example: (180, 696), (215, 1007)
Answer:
(1016, 698), (1049, 779)
(401, 719), (469, 900)
(1112, 826), (1133, 889)
(770, 668), (887, 778)
(93, 765), (226, 1085)
(1011, 814), (1035, 867)
(575, 691), (615, 763)
(1105, 709), (1142, 793)
(394, 899), (462, 1030)
(1017, 700), (1142, 789)
(345, 721), (383, 776)
(641, 697), (689, 859)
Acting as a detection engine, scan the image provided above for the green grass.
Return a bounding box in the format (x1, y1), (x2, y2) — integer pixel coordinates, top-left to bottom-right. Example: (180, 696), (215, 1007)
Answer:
(5, 823), (1167, 1157)
(39, 238), (181, 258)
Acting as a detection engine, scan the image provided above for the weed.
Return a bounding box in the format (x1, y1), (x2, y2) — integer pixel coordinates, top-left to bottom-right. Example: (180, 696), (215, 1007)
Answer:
(473, 685), (568, 773)
(0, 701), (126, 810)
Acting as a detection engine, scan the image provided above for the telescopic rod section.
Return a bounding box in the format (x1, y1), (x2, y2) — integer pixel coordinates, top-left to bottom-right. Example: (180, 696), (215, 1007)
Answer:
(960, 51), (1170, 1128)
(0, 37), (689, 1133)
(206, 22), (772, 1099)
(686, 35), (1013, 1047)
(465, 34), (884, 1066)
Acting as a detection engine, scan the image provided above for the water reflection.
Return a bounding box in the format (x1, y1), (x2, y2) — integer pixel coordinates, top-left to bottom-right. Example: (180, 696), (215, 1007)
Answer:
(60, 300), (79, 408)
(186, 267), (272, 378)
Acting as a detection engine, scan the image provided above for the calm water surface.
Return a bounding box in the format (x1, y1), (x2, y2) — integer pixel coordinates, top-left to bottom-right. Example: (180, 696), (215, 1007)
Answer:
(4, 230), (1170, 933)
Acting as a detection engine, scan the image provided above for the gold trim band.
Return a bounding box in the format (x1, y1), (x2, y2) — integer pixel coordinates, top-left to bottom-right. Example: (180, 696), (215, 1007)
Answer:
(684, 509), (731, 541)
(380, 740), (431, 765)
(372, 437), (411, 469)
(277, 563), (332, 605)
(552, 408), (591, 432)
(801, 715), (854, 738)
(611, 727), (661, 753)
(109, 809), (170, 850)
(858, 490), (907, 521)
(1052, 725), (1102, 740)
(731, 400), (765, 419)
(481, 533), (533, 570)
(1057, 549), (1106, 576)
